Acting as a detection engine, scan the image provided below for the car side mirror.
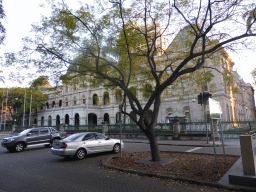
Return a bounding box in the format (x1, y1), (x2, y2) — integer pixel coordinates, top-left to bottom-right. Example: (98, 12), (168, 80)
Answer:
(105, 137), (110, 140)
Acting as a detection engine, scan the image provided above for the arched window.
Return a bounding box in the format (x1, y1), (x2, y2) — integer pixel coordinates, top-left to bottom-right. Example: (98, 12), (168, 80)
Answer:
(75, 113), (79, 126)
(56, 115), (60, 126)
(103, 92), (110, 105)
(59, 100), (62, 107)
(88, 113), (97, 125)
(46, 102), (49, 109)
(41, 116), (44, 126)
(115, 90), (122, 103)
(65, 114), (69, 125)
(104, 113), (109, 123)
(52, 101), (55, 108)
(93, 94), (99, 106)
(48, 116), (52, 126)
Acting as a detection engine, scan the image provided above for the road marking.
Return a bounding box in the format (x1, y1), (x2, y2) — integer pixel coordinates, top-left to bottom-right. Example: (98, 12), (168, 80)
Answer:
(186, 147), (202, 152)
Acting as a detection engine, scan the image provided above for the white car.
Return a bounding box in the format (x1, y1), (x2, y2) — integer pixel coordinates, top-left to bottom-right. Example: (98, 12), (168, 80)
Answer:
(51, 132), (124, 160)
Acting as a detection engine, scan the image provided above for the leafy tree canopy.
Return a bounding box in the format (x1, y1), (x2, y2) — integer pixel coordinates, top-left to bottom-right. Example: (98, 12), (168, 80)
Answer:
(0, 87), (48, 123)
(4, 0), (256, 161)
(0, 0), (5, 45)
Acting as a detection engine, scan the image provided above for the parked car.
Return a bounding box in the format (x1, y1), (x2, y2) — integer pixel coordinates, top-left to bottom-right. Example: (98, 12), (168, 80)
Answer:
(1, 127), (67, 152)
(51, 132), (124, 160)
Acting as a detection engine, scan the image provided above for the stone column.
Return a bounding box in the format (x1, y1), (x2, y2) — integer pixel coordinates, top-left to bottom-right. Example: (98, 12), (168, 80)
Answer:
(102, 122), (108, 136)
(172, 120), (180, 140)
(240, 135), (256, 176)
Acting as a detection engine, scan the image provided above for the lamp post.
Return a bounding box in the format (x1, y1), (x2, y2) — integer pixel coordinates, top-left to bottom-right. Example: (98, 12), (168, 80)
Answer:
(15, 97), (18, 125)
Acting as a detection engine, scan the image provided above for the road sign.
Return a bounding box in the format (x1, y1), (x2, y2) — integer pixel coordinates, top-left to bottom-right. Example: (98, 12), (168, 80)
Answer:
(209, 98), (222, 119)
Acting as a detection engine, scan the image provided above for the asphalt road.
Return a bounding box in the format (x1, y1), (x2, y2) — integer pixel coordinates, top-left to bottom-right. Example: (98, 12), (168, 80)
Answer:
(0, 139), (240, 192)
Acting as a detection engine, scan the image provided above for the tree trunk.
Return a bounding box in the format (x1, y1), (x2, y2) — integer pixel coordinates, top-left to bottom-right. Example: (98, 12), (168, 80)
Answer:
(147, 131), (160, 161)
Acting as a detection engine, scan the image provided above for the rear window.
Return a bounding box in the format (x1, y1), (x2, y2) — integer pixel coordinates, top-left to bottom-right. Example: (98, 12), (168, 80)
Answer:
(63, 133), (84, 142)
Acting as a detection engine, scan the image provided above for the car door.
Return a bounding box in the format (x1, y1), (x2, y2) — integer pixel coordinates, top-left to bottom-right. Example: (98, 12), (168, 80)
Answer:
(26, 129), (40, 145)
(82, 133), (99, 153)
(38, 128), (51, 143)
(95, 134), (112, 151)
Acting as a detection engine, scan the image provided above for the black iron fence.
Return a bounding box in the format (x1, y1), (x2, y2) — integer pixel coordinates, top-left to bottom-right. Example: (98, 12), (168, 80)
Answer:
(2, 120), (256, 140)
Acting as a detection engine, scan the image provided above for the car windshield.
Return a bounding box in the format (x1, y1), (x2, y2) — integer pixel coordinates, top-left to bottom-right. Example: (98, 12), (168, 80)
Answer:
(63, 133), (85, 142)
(18, 129), (31, 136)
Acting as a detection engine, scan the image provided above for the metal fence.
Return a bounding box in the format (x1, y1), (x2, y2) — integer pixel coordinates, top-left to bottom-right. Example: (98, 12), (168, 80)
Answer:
(1, 120), (256, 140)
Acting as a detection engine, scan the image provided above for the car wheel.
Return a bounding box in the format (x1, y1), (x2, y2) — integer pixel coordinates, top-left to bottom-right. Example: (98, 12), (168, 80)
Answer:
(75, 148), (86, 160)
(113, 143), (121, 153)
(15, 142), (25, 152)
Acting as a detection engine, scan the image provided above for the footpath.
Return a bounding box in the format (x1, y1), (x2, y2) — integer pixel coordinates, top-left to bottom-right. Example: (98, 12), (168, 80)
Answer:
(1, 133), (256, 191)
(120, 138), (256, 191)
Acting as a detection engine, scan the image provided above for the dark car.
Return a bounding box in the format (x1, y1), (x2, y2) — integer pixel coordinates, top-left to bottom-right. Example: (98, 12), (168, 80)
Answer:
(1, 127), (67, 152)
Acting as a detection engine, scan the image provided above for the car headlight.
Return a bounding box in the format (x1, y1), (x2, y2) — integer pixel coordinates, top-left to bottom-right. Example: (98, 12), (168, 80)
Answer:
(7, 138), (15, 142)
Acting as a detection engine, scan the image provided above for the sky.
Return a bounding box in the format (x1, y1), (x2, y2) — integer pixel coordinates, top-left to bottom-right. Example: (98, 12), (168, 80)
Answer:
(0, 0), (255, 89)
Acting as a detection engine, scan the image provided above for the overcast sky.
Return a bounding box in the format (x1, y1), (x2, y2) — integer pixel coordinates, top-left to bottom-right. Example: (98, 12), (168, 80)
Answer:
(0, 0), (255, 88)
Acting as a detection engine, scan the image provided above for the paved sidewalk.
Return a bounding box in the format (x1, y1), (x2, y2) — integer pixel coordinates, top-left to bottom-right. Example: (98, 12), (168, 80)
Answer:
(123, 138), (224, 147)
(122, 138), (256, 191)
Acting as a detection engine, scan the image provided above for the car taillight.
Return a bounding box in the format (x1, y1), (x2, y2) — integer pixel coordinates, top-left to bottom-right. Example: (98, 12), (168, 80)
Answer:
(65, 133), (67, 137)
(61, 143), (67, 148)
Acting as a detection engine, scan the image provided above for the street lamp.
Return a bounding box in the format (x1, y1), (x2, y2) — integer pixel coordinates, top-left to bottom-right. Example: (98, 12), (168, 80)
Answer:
(15, 98), (18, 114)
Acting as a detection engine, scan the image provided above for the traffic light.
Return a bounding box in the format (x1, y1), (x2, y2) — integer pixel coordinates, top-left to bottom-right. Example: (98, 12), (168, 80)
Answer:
(197, 92), (212, 105)
(202, 92), (212, 105)
(197, 93), (203, 105)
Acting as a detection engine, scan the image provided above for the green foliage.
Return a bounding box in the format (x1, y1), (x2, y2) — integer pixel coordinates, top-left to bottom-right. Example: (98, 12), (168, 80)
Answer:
(252, 68), (256, 86)
(243, 5), (256, 34)
(31, 76), (49, 88)
(0, 0), (6, 45)
(93, 94), (99, 105)
(0, 88), (48, 121)
(142, 83), (153, 98)
(59, 74), (73, 85)
(128, 87), (137, 96)
(0, 70), (4, 83)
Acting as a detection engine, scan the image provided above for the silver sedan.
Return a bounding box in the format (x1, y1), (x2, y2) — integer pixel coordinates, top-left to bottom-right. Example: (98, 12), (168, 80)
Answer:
(51, 132), (124, 160)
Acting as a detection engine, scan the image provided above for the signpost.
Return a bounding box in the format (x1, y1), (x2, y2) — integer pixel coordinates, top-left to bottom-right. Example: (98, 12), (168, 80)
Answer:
(209, 98), (222, 119)
(119, 104), (122, 157)
(209, 98), (226, 169)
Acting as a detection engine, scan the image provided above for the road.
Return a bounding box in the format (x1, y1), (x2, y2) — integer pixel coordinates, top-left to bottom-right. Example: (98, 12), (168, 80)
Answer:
(0, 138), (243, 192)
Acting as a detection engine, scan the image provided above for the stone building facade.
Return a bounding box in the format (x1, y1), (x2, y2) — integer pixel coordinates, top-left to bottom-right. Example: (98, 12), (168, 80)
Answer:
(36, 68), (255, 128)
(35, 26), (255, 127)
